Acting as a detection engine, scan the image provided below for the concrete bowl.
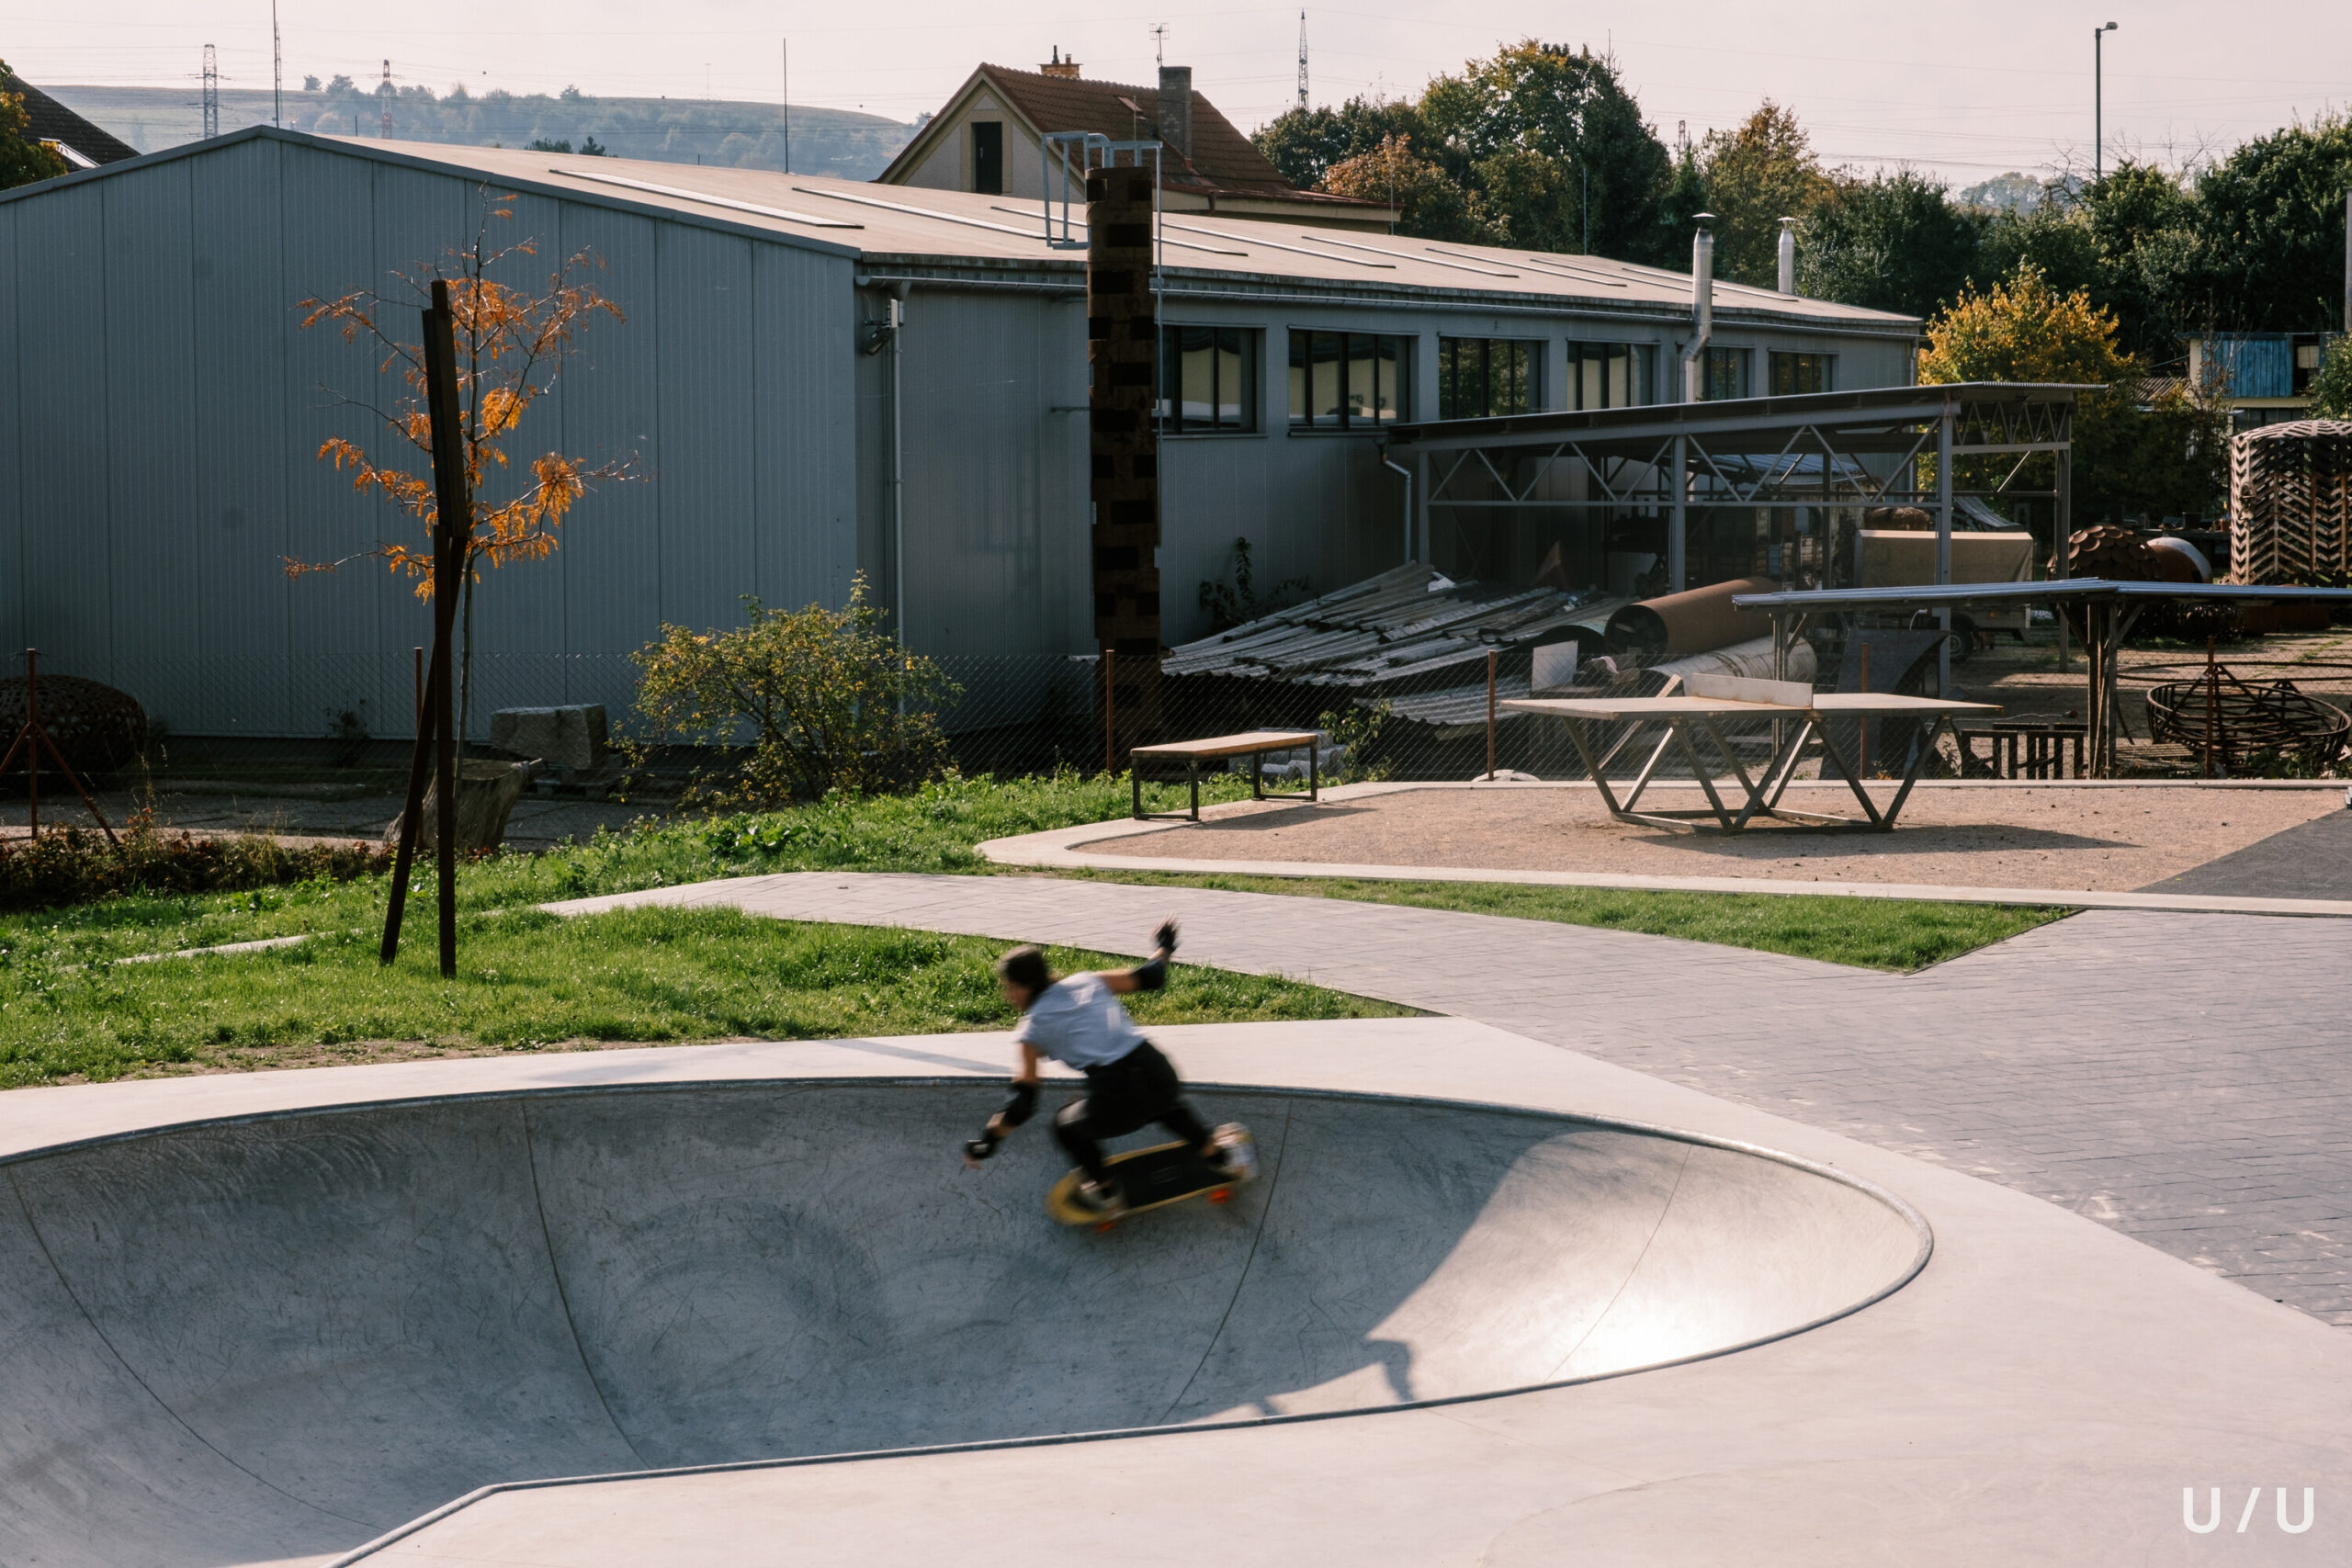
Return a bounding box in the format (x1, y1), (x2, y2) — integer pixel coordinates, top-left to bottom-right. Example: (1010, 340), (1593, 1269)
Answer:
(0, 1079), (1928, 1565)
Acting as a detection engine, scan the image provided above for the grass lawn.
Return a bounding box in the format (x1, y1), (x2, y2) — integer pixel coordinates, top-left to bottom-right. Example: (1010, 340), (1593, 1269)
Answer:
(0, 770), (2070, 1086)
(1054, 869), (2068, 972)
(1, 906), (1412, 1089)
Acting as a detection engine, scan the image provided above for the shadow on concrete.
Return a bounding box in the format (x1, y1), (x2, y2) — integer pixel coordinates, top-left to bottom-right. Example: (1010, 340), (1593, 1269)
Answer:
(0, 1082), (1924, 1567)
(2141, 805), (2352, 898)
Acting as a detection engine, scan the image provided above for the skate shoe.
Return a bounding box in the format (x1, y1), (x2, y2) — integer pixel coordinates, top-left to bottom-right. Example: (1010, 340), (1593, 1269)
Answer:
(1206, 1123), (1258, 1183)
(1072, 1178), (1126, 1216)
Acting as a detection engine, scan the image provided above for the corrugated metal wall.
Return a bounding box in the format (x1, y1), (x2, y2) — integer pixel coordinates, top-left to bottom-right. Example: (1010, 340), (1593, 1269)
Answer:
(0, 139), (858, 740)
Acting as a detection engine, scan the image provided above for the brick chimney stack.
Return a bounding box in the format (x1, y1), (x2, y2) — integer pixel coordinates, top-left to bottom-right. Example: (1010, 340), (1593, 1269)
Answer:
(1157, 65), (1192, 160)
(1040, 47), (1080, 79)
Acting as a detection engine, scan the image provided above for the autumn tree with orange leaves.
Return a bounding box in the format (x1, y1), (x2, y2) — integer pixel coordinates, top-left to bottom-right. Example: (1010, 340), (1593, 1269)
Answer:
(296, 192), (631, 742)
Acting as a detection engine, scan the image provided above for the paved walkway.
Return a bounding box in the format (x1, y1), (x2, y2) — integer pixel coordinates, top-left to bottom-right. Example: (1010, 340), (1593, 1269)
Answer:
(555, 873), (2352, 1326)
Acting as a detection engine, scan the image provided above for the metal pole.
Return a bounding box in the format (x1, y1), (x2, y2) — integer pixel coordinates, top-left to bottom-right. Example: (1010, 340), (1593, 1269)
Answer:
(1669, 434), (1689, 592)
(2052, 444), (2072, 673)
(23, 649), (36, 838)
(2093, 22), (2118, 183)
(1935, 406), (1953, 697)
(888, 289), (907, 649)
(1485, 649), (1498, 780)
(1102, 647), (1116, 777)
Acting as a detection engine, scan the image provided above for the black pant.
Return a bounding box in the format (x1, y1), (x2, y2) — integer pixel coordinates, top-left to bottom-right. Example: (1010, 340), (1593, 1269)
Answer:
(1052, 1040), (1212, 1184)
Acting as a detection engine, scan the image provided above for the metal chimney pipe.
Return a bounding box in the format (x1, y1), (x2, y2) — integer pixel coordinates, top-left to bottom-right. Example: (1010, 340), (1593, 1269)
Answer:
(1777, 217), (1799, 296)
(1680, 213), (1715, 402)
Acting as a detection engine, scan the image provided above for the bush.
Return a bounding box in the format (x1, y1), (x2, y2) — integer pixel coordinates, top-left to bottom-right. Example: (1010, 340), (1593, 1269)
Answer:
(0, 813), (391, 912)
(630, 577), (963, 807)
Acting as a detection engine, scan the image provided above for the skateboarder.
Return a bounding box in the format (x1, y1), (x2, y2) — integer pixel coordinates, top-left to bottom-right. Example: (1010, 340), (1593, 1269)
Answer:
(963, 919), (1244, 1214)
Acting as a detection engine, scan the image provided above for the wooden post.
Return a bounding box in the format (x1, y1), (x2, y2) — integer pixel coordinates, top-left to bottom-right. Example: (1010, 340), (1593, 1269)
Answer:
(1485, 649), (1498, 779)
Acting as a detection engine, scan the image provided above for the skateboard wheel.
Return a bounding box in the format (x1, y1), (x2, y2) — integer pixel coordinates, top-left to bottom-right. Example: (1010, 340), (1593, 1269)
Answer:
(1208, 1188), (1231, 1204)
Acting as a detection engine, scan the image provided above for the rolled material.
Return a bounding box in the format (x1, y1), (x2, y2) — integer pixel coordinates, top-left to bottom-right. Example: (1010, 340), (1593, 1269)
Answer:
(1605, 577), (1779, 667)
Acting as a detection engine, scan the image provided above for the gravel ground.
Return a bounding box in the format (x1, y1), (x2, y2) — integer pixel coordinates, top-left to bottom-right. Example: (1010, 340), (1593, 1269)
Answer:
(1080, 783), (2348, 892)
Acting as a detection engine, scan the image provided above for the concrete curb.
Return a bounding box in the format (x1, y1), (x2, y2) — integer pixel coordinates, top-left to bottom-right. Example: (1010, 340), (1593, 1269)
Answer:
(978, 816), (2352, 918)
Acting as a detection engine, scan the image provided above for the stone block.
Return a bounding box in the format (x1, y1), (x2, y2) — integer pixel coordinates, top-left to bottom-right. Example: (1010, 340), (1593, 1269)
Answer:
(490, 705), (608, 771)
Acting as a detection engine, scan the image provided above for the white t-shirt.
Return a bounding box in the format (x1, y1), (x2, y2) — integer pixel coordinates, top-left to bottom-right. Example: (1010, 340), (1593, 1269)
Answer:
(1012, 971), (1144, 1069)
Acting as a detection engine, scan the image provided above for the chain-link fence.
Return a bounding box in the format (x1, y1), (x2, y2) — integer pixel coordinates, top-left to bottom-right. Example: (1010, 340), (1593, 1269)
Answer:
(9, 616), (2349, 845)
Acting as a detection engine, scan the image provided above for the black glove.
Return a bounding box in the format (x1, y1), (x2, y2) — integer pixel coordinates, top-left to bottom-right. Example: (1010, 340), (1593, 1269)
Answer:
(1154, 919), (1180, 954)
(999, 1079), (1039, 1128)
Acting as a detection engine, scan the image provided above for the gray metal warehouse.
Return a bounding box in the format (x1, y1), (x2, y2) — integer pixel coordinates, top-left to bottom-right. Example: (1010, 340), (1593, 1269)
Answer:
(0, 127), (1920, 743)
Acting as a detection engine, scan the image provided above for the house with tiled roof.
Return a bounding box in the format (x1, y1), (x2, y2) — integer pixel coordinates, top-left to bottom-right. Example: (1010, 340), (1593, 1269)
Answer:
(879, 56), (1392, 231)
(1, 68), (135, 169)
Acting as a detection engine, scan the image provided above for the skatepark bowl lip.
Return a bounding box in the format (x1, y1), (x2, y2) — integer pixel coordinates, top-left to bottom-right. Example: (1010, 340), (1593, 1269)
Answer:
(0, 1077), (1932, 1568)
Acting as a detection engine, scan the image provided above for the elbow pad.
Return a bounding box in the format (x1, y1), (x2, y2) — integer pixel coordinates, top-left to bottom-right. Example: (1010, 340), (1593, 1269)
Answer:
(1131, 955), (1169, 992)
(999, 1080), (1040, 1128)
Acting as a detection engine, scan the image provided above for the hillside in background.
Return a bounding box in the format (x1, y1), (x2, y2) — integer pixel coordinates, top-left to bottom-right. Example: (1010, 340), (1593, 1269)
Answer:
(47, 83), (916, 179)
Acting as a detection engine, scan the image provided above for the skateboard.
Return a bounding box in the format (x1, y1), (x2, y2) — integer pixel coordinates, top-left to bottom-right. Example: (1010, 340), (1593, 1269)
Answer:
(1046, 1123), (1257, 1231)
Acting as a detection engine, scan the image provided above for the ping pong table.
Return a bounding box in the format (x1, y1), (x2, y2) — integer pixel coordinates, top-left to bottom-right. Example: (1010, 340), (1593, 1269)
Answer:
(1500, 688), (2001, 832)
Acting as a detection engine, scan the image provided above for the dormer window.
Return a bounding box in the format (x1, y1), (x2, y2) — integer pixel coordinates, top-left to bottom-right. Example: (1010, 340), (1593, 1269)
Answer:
(971, 121), (1003, 195)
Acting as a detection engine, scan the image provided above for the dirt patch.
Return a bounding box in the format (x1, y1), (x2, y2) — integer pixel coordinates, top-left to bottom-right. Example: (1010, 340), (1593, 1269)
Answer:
(1080, 784), (2346, 893)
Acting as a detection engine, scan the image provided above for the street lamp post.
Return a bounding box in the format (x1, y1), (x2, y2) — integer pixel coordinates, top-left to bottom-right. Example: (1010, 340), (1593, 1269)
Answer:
(2094, 21), (2118, 182)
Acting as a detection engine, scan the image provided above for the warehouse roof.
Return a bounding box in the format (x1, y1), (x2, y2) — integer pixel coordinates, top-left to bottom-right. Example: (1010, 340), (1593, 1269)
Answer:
(0, 129), (1921, 333)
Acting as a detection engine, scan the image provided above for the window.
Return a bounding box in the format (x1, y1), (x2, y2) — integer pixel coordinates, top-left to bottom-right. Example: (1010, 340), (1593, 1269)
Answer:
(1703, 346), (1748, 401)
(1768, 351), (1833, 396)
(1287, 331), (1408, 429)
(971, 121), (1004, 195)
(1564, 342), (1650, 410)
(1158, 326), (1259, 434)
(1438, 338), (1537, 420)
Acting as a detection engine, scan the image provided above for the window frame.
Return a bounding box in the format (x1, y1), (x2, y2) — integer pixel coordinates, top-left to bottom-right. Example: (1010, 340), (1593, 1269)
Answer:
(1562, 341), (1652, 411)
(1286, 329), (1411, 433)
(970, 120), (1004, 195)
(1702, 345), (1750, 401)
(1156, 324), (1261, 436)
(1437, 336), (1540, 422)
(1767, 350), (1835, 397)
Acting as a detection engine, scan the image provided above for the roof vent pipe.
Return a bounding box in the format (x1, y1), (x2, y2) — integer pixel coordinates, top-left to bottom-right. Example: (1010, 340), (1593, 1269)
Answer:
(1680, 213), (1715, 402)
(1778, 217), (1799, 296)
(1158, 66), (1193, 161)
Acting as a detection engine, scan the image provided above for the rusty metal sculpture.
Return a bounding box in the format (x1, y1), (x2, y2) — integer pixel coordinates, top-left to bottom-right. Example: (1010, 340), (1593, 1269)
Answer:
(2147, 666), (2351, 773)
(0, 650), (131, 841)
(2228, 419), (2352, 586)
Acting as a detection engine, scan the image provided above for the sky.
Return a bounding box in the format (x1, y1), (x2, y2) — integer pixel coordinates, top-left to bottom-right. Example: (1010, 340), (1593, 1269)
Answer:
(13, 2), (2349, 185)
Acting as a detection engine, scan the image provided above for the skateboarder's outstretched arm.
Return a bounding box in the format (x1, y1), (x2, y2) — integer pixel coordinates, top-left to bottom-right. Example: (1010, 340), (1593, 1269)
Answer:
(963, 920), (1179, 1167)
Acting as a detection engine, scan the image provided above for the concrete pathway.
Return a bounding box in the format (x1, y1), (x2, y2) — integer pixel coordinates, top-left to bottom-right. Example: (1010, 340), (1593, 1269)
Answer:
(555, 873), (2352, 1325)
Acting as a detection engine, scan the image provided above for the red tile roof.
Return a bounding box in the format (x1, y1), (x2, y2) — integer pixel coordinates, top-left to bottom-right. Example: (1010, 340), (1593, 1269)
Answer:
(885, 63), (1378, 211)
(1, 72), (136, 166)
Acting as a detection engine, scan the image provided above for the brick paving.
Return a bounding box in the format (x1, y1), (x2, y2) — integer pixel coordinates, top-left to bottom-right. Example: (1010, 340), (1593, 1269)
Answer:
(560, 874), (2352, 1325)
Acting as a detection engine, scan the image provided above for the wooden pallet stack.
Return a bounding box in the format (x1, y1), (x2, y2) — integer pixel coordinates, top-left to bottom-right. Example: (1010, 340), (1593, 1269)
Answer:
(2228, 420), (2352, 583)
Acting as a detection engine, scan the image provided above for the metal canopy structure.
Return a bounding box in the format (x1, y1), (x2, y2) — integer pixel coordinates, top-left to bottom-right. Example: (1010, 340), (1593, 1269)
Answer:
(1385, 381), (2098, 697)
(1734, 580), (2352, 776)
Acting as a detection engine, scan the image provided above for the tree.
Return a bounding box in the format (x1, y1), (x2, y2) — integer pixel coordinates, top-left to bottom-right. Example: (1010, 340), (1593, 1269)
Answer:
(2311, 337), (2352, 421)
(1920, 265), (2225, 522)
(1251, 96), (1425, 192)
(295, 195), (633, 742)
(1418, 42), (1671, 260)
(1322, 134), (1486, 243)
(631, 580), (960, 805)
(1799, 171), (1985, 320)
(0, 61), (68, 191)
(2186, 114), (2352, 333)
(1693, 101), (1834, 288)
(1255, 41), (1673, 262)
